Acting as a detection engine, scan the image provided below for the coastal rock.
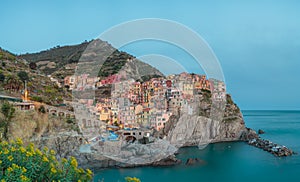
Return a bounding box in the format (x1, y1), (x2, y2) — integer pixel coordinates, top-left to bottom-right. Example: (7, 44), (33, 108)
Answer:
(258, 129), (265, 135)
(152, 155), (182, 166)
(240, 128), (259, 141)
(185, 158), (205, 166)
(247, 138), (294, 157)
(164, 95), (247, 148)
(166, 114), (246, 147)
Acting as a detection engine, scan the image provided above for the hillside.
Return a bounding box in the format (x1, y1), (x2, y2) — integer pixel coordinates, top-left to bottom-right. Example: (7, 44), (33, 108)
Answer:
(20, 39), (164, 81)
(0, 48), (70, 105)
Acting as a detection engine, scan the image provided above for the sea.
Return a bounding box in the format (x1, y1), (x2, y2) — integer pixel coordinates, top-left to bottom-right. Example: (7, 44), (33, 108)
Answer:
(93, 110), (300, 182)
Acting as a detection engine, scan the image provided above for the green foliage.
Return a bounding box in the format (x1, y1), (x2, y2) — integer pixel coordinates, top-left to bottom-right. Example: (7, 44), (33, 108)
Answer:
(0, 139), (93, 181)
(29, 62), (37, 70)
(0, 73), (5, 82)
(0, 102), (15, 140)
(17, 71), (29, 83)
(0, 49), (15, 61)
(140, 74), (162, 82)
(30, 96), (43, 103)
(125, 177), (141, 182)
(20, 41), (90, 75)
(38, 105), (46, 113)
(0, 102), (15, 121)
(226, 94), (234, 105)
(45, 86), (56, 95)
(66, 118), (74, 124)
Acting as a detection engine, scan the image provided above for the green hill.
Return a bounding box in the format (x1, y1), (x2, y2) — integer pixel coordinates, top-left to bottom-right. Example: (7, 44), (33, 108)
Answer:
(20, 39), (164, 81)
(0, 48), (70, 105)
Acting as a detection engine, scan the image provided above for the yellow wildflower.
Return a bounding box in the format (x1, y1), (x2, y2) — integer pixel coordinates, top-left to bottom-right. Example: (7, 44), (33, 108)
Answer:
(16, 138), (23, 145)
(86, 169), (93, 175)
(51, 155), (56, 161)
(20, 175), (29, 182)
(7, 167), (13, 173)
(0, 160), (2, 164)
(42, 156), (49, 163)
(2, 141), (8, 146)
(43, 146), (48, 152)
(20, 147), (26, 153)
(50, 149), (56, 155)
(3, 148), (9, 154)
(22, 167), (27, 173)
(35, 149), (42, 156)
(70, 157), (78, 167)
(78, 168), (84, 174)
(26, 151), (33, 157)
(61, 158), (67, 163)
(11, 146), (16, 152)
(51, 167), (57, 174)
(7, 155), (13, 161)
(29, 143), (34, 148)
(125, 177), (141, 182)
(12, 163), (20, 169)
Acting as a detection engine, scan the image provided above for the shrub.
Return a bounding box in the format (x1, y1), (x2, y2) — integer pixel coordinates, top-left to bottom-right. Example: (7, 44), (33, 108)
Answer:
(0, 102), (15, 140)
(66, 118), (74, 124)
(31, 96), (43, 103)
(0, 139), (93, 181)
(17, 71), (29, 83)
(38, 105), (46, 113)
(0, 73), (5, 82)
(29, 62), (37, 70)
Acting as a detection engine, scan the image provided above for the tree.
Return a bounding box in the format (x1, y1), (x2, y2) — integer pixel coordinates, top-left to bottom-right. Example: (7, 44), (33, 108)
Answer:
(17, 71), (29, 83)
(0, 101), (15, 140)
(38, 105), (46, 113)
(5, 75), (22, 91)
(0, 73), (5, 82)
(29, 62), (37, 70)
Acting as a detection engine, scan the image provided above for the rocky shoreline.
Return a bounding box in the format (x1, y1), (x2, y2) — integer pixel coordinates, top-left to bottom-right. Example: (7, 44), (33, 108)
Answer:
(248, 138), (295, 157)
(241, 128), (295, 157)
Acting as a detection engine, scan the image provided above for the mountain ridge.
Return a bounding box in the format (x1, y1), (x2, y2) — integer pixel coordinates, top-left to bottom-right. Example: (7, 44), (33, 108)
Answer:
(19, 39), (164, 81)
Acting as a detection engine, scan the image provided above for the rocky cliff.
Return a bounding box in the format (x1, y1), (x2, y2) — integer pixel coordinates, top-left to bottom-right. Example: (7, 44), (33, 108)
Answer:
(28, 91), (247, 169)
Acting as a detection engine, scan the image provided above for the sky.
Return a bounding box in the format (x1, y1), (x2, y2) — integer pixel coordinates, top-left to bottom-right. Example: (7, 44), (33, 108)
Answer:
(0, 0), (300, 110)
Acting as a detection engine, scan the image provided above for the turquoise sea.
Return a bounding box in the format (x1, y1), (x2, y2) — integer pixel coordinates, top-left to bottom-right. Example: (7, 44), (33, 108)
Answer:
(94, 111), (300, 182)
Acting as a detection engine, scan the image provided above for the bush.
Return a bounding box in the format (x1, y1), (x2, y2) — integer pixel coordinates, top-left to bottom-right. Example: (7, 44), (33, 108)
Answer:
(66, 118), (74, 124)
(0, 139), (93, 181)
(29, 62), (37, 70)
(0, 73), (5, 82)
(17, 71), (29, 83)
(38, 105), (46, 113)
(31, 96), (43, 103)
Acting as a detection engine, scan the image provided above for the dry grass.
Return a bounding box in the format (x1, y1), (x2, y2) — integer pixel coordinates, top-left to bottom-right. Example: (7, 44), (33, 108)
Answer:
(1, 102), (77, 142)
(8, 110), (48, 141)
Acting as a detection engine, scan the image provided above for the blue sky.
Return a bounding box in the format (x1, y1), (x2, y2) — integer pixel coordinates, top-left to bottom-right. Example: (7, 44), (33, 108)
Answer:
(1, 0), (300, 110)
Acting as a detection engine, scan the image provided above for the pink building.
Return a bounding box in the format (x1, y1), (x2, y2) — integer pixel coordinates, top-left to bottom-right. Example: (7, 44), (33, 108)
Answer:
(154, 112), (172, 131)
